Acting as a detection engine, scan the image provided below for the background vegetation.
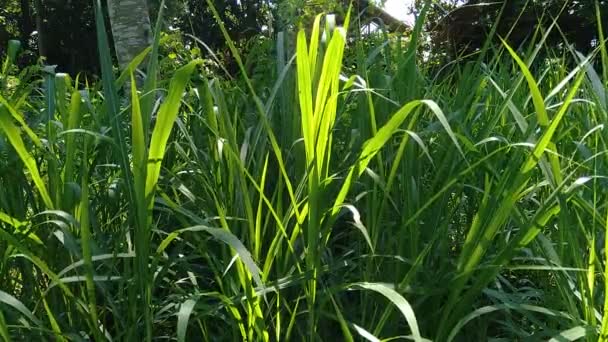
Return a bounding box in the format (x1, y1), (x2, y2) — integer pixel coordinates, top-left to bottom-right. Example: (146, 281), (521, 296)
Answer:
(1, 0), (608, 341)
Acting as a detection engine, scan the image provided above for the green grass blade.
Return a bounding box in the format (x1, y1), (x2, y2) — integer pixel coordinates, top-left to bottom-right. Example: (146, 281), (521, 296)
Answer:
(145, 59), (201, 203)
(157, 225), (262, 288)
(0, 308), (10, 342)
(333, 99), (456, 214)
(177, 298), (197, 342)
(0, 105), (53, 209)
(0, 290), (41, 327)
(78, 140), (102, 341)
(548, 326), (592, 342)
(348, 283), (423, 342)
(521, 63), (588, 174)
(0, 211), (41, 244)
(61, 89), (82, 210)
(297, 28), (314, 163)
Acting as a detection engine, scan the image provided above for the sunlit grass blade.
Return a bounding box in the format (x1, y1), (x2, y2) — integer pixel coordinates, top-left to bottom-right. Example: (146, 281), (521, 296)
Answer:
(61, 88), (82, 211)
(145, 59), (200, 203)
(501, 38), (563, 184)
(332, 99), (457, 215)
(0, 211), (41, 244)
(0, 105), (53, 209)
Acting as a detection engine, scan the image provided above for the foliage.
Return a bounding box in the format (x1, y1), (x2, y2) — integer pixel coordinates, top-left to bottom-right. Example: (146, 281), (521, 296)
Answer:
(2, 1), (608, 341)
(0, 0), (386, 75)
(425, 0), (608, 62)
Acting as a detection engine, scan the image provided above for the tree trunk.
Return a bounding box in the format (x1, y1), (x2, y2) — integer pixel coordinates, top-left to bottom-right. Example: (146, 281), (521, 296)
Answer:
(33, 0), (46, 58)
(19, 0), (34, 49)
(106, 0), (152, 70)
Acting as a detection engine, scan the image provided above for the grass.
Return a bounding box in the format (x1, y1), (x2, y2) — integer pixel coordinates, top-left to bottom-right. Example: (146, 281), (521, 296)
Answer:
(1, 0), (608, 340)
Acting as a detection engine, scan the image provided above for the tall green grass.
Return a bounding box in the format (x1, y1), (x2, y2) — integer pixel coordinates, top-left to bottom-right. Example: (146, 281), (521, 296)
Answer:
(1, 1), (608, 340)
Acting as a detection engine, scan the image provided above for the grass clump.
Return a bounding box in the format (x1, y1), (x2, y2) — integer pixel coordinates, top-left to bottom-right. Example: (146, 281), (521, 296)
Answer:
(1, 1), (608, 341)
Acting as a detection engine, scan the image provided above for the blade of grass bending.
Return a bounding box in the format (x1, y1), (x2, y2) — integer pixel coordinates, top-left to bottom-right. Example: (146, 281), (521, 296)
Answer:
(482, 7), (562, 138)
(0, 211), (41, 244)
(0, 94), (42, 148)
(347, 283), (423, 342)
(115, 42), (162, 88)
(0, 228), (75, 296)
(145, 59), (201, 204)
(177, 298), (197, 342)
(352, 324), (378, 342)
(520, 60), (588, 175)
(0, 105), (54, 209)
(135, 58), (200, 342)
(0, 290), (42, 326)
(156, 225), (263, 289)
(501, 38), (564, 185)
(446, 303), (577, 342)
(332, 99), (455, 215)
(549, 326), (593, 342)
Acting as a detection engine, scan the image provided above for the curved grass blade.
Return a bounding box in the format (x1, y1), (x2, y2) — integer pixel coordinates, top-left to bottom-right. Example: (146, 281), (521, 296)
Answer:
(348, 283), (423, 342)
(333, 99), (457, 215)
(145, 59), (201, 204)
(0, 290), (41, 326)
(447, 303), (575, 342)
(501, 38), (567, 184)
(177, 298), (197, 342)
(0, 105), (54, 209)
(352, 324), (379, 342)
(548, 326), (593, 342)
(156, 225), (263, 289)
(0, 211), (41, 244)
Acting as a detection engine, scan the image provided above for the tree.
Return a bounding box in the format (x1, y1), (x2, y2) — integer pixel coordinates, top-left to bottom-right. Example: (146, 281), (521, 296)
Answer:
(426, 0), (608, 61)
(107, 0), (152, 69)
(0, 0), (408, 74)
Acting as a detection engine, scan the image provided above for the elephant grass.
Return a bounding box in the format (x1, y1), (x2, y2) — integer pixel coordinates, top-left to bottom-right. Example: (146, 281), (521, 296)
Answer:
(1, 1), (608, 341)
